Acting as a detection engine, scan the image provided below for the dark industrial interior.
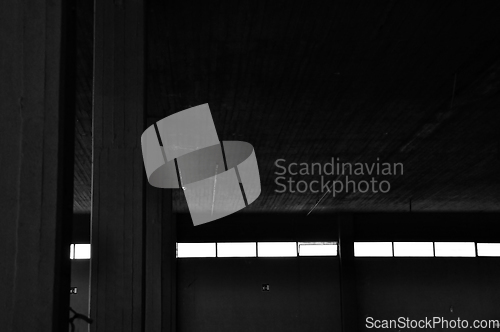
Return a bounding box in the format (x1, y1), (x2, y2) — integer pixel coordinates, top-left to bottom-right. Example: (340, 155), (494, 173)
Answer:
(2, 1), (500, 331)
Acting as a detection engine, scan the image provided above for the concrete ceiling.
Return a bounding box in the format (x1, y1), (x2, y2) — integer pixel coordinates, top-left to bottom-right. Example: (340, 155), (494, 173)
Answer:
(74, 1), (500, 214)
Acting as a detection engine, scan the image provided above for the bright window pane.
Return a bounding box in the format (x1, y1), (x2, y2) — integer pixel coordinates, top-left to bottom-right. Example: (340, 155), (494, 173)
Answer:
(217, 242), (256, 257)
(477, 243), (500, 257)
(394, 242), (434, 257)
(354, 242), (393, 257)
(258, 242), (297, 257)
(74, 244), (91, 259)
(70, 244), (75, 259)
(177, 243), (216, 258)
(434, 242), (475, 257)
(298, 242), (337, 256)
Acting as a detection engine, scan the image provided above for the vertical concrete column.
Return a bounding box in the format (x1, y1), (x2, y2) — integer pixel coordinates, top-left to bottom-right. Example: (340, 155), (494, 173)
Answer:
(338, 214), (359, 332)
(144, 118), (177, 332)
(161, 190), (177, 332)
(0, 0), (72, 331)
(91, 0), (145, 331)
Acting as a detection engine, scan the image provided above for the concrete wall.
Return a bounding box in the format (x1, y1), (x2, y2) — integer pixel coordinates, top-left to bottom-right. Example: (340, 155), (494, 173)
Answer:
(356, 258), (500, 331)
(175, 213), (500, 332)
(177, 257), (341, 332)
(73, 212), (500, 331)
(176, 256), (500, 332)
(71, 261), (91, 332)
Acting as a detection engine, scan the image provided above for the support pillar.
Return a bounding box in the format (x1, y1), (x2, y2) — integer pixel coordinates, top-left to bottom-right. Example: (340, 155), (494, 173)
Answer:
(90, 0), (145, 331)
(338, 214), (359, 332)
(145, 117), (177, 332)
(0, 0), (73, 330)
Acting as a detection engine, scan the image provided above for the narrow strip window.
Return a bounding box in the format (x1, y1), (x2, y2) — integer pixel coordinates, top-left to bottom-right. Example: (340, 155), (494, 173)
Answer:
(177, 243), (216, 258)
(434, 242), (475, 257)
(298, 242), (337, 256)
(217, 242), (257, 257)
(354, 242), (393, 257)
(393, 242), (434, 257)
(257, 242), (297, 257)
(477, 243), (500, 257)
(73, 244), (91, 259)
